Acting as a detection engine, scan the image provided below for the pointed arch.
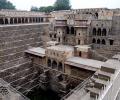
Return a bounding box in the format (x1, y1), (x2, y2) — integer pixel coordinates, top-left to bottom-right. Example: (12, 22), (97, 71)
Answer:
(102, 39), (106, 45)
(92, 38), (96, 43)
(97, 39), (101, 44)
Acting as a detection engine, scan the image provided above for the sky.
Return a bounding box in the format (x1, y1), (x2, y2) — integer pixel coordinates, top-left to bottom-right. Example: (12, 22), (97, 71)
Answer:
(8, 0), (120, 11)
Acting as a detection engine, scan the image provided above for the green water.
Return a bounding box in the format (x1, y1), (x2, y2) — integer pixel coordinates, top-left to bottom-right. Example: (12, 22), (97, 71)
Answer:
(27, 88), (61, 100)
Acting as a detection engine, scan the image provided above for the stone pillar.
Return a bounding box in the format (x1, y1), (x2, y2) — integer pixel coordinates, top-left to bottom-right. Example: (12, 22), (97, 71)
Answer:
(13, 18), (15, 24)
(28, 18), (30, 23)
(8, 18), (10, 24)
(17, 18), (18, 24)
(21, 18), (22, 24)
(3, 18), (5, 24)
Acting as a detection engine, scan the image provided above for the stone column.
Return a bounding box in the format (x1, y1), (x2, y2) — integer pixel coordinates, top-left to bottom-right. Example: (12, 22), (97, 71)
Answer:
(8, 18), (10, 24)
(3, 18), (5, 24)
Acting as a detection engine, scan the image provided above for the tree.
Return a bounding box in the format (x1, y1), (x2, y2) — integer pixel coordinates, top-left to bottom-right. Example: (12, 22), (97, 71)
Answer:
(39, 6), (54, 13)
(54, 0), (71, 11)
(30, 0), (71, 12)
(31, 6), (39, 12)
(0, 0), (15, 9)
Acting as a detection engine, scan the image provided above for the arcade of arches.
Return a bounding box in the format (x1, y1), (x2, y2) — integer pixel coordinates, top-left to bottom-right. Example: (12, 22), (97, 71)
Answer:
(92, 28), (107, 36)
(92, 38), (106, 45)
(0, 17), (47, 25)
(47, 59), (63, 71)
(66, 26), (76, 35)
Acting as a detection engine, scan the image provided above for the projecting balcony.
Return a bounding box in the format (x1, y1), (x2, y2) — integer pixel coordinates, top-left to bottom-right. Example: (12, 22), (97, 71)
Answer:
(55, 20), (67, 27)
(74, 21), (88, 28)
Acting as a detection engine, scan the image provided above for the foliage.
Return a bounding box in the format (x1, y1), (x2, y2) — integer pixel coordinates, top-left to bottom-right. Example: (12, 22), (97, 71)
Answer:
(0, 0), (15, 9)
(30, 0), (71, 12)
(31, 6), (39, 12)
(54, 0), (71, 11)
(39, 6), (54, 13)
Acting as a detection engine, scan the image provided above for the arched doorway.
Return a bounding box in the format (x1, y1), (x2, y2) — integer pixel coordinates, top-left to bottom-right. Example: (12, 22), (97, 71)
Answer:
(0, 18), (4, 24)
(95, 12), (98, 18)
(52, 60), (57, 69)
(14, 18), (17, 24)
(41, 18), (43, 22)
(92, 38), (96, 43)
(10, 18), (13, 24)
(102, 39), (106, 45)
(97, 39), (100, 44)
(71, 27), (74, 34)
(93, 28), (96, 35)
(79, 51), (82, 57)
(66, 26), (69, 34)
(97, 28), (101, 36)
(58, 62), (63, 71)
(5, 18), (8, 24)
(47, 59), (51, 67)
(102, 28), (107, 36)
(29, 18), (32, 23)
(18, 18), (21, 23)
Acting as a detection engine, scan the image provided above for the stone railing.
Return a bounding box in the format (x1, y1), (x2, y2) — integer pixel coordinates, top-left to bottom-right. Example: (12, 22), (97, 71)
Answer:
(55, 21), (67, 26)
(74, 20), (88, 27)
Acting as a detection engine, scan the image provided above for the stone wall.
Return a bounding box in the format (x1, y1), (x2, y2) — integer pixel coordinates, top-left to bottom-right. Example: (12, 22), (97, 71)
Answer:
(0, 23), (50, 94)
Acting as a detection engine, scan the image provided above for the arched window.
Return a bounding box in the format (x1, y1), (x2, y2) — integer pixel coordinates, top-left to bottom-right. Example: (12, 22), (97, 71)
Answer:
(10, 18), (13, 24)
(109, 40), (114, 45)
(66, 26), (69, 34)
(92, 38), (96, 43)
(18, 18), (21, 23)
(41, 18), (43, 22)
(0, 18), (4, 24)
(5, 18), (8, 24)
(22, 18), (24, 23)
(71, 27), (74, 34)
(47, 59), (51, 67)
(33, 18), (35, 22)
(52, 60), (57, 69)
(14, 18), (17, 24)
(39, 18), (41, 22)
(29, 18), (32, 23)
(95, 12), (98, 18)
(102, 39), (106, 45)
(58, 62), (63, 71)
(92, 28), (96, 35)
(102, 28), (107, 36)
(97, 39), (101, 44)
(97, 28), (101, 36)
(58, 37), (60, 42)
(79, 51), (82, 57)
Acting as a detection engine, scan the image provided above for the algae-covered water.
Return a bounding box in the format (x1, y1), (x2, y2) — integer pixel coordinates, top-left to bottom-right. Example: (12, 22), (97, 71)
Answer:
(27, 88), (61, 100)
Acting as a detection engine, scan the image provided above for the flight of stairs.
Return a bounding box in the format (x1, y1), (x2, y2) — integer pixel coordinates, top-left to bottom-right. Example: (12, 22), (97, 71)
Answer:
(85, 66), (115, 99)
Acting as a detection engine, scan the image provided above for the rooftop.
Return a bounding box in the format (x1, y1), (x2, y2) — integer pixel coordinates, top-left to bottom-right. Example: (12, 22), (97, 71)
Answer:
(25, 47), (45, 57)
(47, 45), (74, 52)
(65, 57), (104, 71)
(0, 9), (47, 17)
(75, 45), (91, 52)
(102, 59), (120, 69)
(46, 41), (59, 46)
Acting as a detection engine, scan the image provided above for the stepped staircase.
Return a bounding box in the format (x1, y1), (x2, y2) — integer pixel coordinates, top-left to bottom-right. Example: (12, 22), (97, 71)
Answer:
(85, 66), (115, 99)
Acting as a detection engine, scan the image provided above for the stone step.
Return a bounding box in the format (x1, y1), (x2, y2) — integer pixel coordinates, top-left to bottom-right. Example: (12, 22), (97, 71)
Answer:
(92, 77), (107, 85)
(101, 66), (115, 74)
(85, 87), (100, 99)
(96, 70), (112, 77)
